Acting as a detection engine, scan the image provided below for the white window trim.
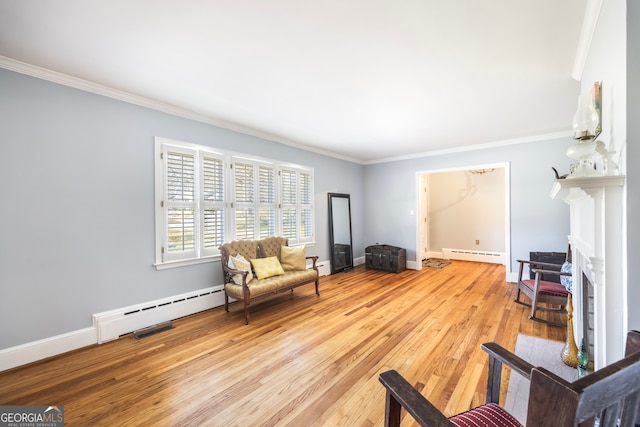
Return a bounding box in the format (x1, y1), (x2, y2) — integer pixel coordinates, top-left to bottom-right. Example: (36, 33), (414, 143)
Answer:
(154, 137), (315, 270)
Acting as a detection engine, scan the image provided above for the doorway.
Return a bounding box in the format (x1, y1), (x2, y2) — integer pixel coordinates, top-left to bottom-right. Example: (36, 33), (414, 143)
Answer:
(416, 163), (511, 281)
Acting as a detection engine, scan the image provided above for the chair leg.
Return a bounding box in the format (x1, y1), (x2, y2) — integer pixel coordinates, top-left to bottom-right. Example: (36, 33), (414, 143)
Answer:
(384, 389), (402, 427)
(243, 299), (250, 325)
(527, 274), (567, 326)
(224, 292), (229, 312)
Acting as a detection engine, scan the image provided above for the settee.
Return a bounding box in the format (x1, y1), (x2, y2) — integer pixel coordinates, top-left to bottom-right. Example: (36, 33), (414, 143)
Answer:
(219, 236), (319, 324)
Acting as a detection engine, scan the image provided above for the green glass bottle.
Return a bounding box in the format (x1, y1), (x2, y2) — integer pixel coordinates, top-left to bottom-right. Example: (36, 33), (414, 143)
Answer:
(577, 338), (589, 377)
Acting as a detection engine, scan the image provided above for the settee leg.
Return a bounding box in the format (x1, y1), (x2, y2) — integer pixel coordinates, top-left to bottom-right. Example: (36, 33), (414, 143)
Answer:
(224, 293), (229, 312)
(244, 301), (250, 325)
(315, 279), (320, 296)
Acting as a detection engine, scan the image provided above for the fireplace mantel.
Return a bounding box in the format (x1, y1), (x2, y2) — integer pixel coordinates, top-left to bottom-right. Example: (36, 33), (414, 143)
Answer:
(550, 175), (625, 198)
(551, 174), (625, 369)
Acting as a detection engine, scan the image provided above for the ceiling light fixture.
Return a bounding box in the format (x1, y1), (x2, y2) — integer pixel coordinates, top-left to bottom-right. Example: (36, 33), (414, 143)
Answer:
(469, 168), (495, 175)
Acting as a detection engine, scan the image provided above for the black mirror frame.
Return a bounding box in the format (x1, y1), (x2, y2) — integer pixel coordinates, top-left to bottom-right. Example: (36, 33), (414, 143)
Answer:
(328, 193), (354, 274)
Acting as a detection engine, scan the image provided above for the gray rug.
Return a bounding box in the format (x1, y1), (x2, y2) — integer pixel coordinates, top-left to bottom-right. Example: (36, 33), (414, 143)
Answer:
(504, 334), (578, 425)
(423, 258), (451, 268)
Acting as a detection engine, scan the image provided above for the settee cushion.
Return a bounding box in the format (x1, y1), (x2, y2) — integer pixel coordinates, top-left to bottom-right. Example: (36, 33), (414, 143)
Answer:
(228, 254), (253, 285)
(280, 245), (306, 271)
(224, 269), (318, 299)
(251, 256), (285, 280)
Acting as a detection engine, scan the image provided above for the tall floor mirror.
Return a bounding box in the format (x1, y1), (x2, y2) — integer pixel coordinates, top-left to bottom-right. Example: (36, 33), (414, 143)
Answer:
(328, 193), (353, 274)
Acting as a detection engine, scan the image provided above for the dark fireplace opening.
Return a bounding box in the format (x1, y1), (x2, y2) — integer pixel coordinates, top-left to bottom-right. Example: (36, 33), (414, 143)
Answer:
(582, 272), (595, 370)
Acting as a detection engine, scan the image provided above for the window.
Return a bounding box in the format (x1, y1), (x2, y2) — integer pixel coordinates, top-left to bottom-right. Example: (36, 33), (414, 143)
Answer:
(155, 137), (314, 269)
(280, 167), (314, 245)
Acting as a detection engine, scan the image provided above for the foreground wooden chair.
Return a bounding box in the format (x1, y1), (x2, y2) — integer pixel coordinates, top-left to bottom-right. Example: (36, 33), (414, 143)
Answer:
(379, 330), (640, 427)
(515, 249), (572, 326)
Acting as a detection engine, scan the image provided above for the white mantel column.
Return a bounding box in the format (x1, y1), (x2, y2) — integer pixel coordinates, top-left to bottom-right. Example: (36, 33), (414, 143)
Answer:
(551, 175), (625, 369)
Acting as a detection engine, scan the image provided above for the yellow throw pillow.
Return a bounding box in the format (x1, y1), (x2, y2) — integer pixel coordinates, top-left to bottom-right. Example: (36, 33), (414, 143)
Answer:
(229, 254), (253, 285)
(251, 256), (285, 280)
(280, 245), (306, 271)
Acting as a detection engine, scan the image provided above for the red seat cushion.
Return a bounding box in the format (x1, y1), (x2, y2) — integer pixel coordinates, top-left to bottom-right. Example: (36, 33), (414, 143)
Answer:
(449, 403), (523, 427)
(521, 279), (569, 297)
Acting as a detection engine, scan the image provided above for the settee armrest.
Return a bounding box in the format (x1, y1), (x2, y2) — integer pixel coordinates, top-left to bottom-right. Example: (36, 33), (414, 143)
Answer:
(306, 255), (318, 269)
(221, 264), (251, 290)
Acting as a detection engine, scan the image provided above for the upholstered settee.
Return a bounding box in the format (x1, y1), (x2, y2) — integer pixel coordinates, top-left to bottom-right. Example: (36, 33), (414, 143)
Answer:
(219, 236), (319, 324)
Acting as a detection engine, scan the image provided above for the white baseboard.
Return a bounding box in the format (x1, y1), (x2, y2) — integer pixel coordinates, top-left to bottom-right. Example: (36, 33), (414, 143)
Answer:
(0, 285), (227, 372)
(0, 327), (97, 372)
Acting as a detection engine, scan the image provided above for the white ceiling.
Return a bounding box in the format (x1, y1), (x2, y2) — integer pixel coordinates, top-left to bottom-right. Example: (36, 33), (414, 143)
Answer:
(0, 0), (587, 163)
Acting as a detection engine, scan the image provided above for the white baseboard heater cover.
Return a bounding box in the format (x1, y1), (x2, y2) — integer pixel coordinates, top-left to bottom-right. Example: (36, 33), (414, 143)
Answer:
(442, 248), (505, 264)
(93, 286), (225, 343)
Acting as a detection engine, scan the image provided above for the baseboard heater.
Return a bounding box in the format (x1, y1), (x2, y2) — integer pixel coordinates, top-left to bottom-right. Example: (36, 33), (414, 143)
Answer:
(442, 248), (505, 264)
(93, 286), (225, 344)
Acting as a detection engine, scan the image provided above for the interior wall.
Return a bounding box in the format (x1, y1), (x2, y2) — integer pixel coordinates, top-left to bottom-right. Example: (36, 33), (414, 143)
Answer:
(0, 68), (364, 350)
(427, 168), (505, 254)
(580, 0), (639, 338)
(364, 137), (574, 280)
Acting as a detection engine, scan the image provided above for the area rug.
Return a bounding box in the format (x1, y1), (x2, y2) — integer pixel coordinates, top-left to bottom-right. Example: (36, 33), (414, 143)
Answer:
(422, 258), (451, 268)
(504, 334), (578, 425)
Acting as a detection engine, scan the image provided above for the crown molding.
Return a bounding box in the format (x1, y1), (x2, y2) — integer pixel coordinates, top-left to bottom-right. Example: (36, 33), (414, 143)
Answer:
(1, 55), (574, 166)
(365, 131), (574, 165)
(0, 55), (363, 165)
(572, 0), (604, 81)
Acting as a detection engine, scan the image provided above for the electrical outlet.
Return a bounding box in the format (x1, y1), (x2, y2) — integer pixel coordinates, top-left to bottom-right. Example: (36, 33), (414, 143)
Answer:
(475, 240), (480, 245)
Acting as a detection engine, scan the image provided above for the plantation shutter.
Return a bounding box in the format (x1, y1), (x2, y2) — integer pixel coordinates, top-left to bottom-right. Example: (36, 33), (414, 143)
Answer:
(233, 160), (256, 240)
(280, 169), (297, 241)
(258, 165), (276, 238)
(201, 154), (225, 255)
(299, 171), (313, 242)
(280, 167), (314, 245)
(164, 149), (197, 261)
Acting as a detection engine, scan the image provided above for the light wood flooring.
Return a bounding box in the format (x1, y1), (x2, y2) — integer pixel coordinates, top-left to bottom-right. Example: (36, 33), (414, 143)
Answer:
(0, 261), (566, 426)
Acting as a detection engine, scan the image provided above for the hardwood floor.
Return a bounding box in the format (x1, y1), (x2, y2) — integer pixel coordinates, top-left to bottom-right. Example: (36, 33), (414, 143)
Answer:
(0, 261), (566, 426)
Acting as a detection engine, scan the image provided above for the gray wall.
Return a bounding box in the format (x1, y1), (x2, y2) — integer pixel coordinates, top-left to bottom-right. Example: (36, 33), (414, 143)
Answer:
(0, 68), (364, 349)
(363, 139), (574, 277)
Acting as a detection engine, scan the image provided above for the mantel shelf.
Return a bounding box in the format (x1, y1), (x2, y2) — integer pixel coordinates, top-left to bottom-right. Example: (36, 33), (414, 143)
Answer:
(550, 175), (625, 199)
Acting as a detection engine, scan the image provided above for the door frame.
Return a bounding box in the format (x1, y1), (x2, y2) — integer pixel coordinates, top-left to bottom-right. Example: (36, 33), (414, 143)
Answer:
(415, 162), (511, 282)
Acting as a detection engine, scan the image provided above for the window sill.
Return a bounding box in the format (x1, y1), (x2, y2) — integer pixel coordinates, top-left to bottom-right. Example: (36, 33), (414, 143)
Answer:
(154, 255), (220, 271)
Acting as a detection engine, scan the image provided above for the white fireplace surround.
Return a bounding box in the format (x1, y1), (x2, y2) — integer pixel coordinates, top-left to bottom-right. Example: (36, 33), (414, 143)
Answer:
(551, 175), (625, 369)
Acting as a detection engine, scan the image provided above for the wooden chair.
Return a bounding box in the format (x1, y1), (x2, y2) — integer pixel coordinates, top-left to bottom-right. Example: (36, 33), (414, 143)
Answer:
(379, 330), (640, 427)
(515, 248), (572, 326)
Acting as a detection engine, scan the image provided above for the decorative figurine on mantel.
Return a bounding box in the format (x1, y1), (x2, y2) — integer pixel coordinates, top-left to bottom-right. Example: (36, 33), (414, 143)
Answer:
(552, 167), (569, 180)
